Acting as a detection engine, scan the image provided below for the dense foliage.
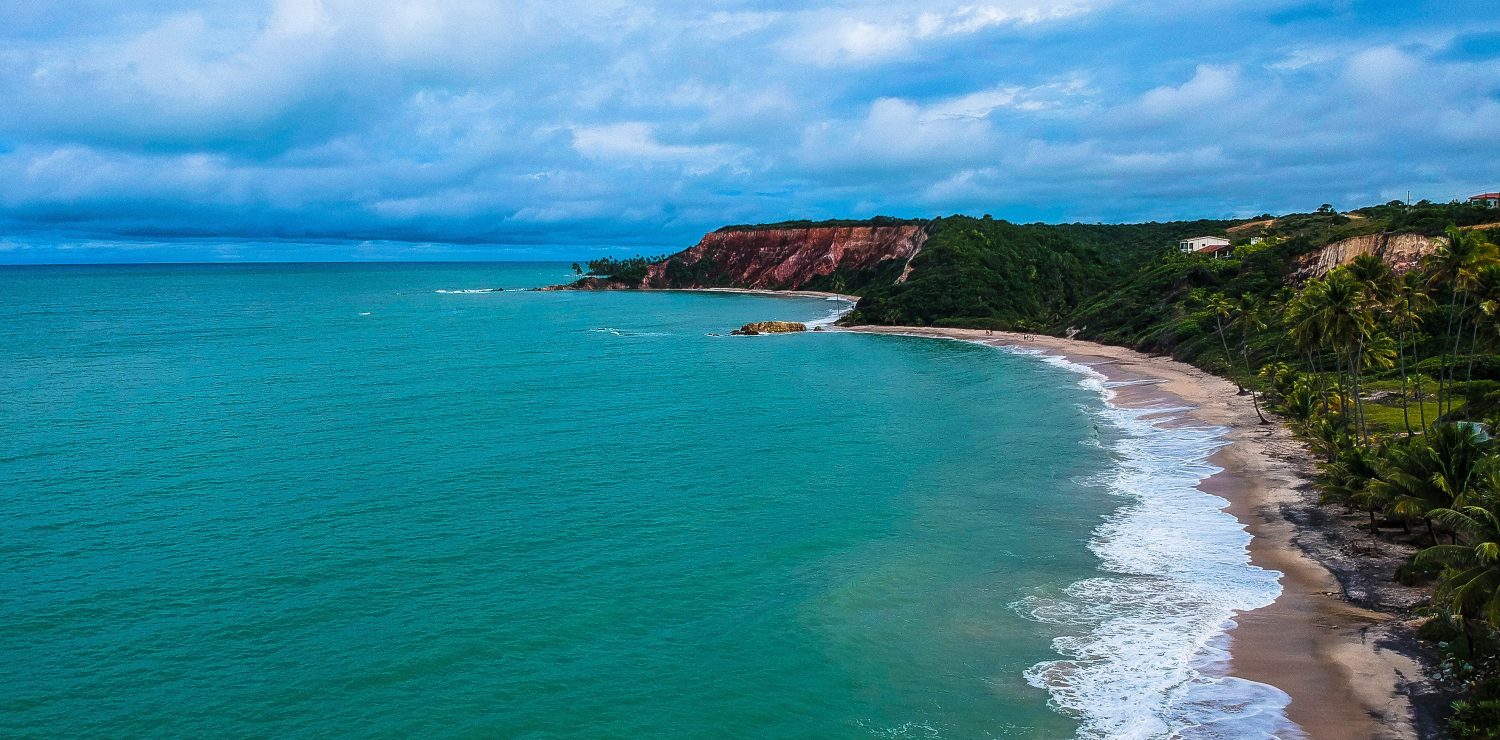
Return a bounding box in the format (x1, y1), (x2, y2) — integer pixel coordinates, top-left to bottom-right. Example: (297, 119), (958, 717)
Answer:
(713, 215), (925, 232)
(845, 216), (1239, 328)
(585, 255), (666, 286)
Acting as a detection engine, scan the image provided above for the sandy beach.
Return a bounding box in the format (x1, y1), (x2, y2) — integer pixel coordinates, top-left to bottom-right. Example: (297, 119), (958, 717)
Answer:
(847, 325), (1434, 740)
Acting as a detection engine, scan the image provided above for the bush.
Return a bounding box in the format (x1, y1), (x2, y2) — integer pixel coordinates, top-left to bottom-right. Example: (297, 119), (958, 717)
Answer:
(1452, 699), (1500, 738)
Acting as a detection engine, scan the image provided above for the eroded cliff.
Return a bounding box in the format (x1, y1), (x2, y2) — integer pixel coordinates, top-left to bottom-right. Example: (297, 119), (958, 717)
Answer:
(1291, 232), (1445, 282)
(640, 225), (927, 291)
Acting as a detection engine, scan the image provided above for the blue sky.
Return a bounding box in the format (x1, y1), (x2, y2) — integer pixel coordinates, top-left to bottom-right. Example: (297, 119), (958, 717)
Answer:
(1, 0), (1498, 263)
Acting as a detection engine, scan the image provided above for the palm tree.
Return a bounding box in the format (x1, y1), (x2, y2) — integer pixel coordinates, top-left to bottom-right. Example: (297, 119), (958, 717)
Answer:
(1316, 270), (1376, 438)
(1391, 274), (1434, 435)
(1258, 361), (1300, 400)
(1373, 424), (1487, 543)
(1415, 460), (1500, 653)
(1465, 263), (1500, 386)
(1286, 278), (1342, 417)
(1319, 442), (1384, 531)
(1281, 380), (1320, 423)
(1425, 227), (1497, 415)
(1234, 294), (1269, 424)
(1349, 254), (1396, 307)
(1205, 293), (1241, 391)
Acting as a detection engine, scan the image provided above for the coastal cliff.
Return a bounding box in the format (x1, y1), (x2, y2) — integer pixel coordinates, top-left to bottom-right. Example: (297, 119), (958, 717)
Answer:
(1291, 232), (1446, 282)
(641, 224), (927, 291)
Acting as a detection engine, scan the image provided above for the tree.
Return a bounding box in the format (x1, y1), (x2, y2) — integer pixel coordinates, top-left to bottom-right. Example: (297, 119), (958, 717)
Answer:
(1373, 424), (1487, 543)
(1416, 459), (1500, 653)
(1466, 263), (1500, 386)
(1425, 227), (1497, 415)
(1234, 294), (1270, 423)
(1205, 293), (1241, 391)
(1319, 442), (1384, 531)
(1305, 270), (1375, 438)
(572, 262), (583, 275)
(1391, 274), (1434, 435)
(1258, 361), (1301, 400)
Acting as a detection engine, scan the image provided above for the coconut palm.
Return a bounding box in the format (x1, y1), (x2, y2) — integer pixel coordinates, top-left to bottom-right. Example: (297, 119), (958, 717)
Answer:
(1319, 442), (1384, 531)
(1234, 294), (1269, 423)
(1258, 361), (1301, 400)
(1349, 253), (1396, 308)
(1204, 293), (1240, 390)
(1288, 281), (1338, 424)
(1391, 274), (1434, 435)
(1415, 461), (1500, 652)
(1373, 424), (1488, 543)
(1281, 380), (1320, 423)
(1310, 270), (1376, 437)
(1425, 227), (1498, 415)
(1464, 263), (1500, 386)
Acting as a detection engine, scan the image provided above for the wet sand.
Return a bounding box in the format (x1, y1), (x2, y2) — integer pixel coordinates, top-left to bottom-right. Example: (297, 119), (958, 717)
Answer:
(846, 325), (1427, 740)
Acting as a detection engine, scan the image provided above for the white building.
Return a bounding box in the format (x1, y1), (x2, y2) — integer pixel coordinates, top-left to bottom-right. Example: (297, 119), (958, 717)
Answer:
(1179, 236), (1232, 256)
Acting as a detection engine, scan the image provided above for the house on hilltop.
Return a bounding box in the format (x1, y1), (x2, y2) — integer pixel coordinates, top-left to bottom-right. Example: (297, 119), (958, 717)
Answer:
(1179, 236), (1232, 257)
(1470, 192), (1500, 208)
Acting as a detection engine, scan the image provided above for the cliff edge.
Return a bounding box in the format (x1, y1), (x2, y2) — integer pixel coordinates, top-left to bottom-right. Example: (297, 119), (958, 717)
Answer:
(641, 224), (927, 292)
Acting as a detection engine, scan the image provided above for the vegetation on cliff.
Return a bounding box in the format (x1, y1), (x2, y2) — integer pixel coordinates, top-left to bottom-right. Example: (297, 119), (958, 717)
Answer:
(713, 216), (925, 232)
(584, 255), (666, 286)
(846, 216), (1238, 328)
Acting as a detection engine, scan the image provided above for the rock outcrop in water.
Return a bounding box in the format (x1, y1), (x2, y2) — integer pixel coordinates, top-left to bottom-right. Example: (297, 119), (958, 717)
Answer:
(1291, 232), (1445, 282)
(730, 321), (806, 335)
(642, 225), (927, 291)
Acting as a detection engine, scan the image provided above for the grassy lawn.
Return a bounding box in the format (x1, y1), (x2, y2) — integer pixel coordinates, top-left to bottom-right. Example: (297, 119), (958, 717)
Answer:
(1363, 397), (1456, 435)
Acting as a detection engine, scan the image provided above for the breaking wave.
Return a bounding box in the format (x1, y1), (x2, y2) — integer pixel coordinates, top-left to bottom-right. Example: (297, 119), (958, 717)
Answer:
(1005, 349), (1297, 739)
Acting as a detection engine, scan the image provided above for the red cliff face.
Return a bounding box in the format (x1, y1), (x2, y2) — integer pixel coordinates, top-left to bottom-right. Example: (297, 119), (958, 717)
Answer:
(641, 225), (927, 290)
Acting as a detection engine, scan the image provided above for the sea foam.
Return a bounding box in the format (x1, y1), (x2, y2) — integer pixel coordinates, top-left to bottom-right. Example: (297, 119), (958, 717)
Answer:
(1004, 349), (1298, 739)
(803, 298), (856, 329)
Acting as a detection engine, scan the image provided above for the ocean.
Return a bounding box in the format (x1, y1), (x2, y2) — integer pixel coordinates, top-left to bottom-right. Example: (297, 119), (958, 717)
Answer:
(2, 262), (1287, 738)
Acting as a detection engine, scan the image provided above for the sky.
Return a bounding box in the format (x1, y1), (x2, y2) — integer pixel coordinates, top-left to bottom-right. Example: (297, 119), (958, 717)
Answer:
(1, 0), (1498, 263)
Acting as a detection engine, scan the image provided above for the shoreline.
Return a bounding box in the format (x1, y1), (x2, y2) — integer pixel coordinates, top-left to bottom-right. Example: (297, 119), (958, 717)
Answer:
(540, 284), (862, 303)
(844, 325), (1434, 739)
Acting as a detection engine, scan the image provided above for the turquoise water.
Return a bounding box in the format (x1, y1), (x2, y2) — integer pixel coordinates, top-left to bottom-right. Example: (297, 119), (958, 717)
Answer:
(2, 263), (1249, 737)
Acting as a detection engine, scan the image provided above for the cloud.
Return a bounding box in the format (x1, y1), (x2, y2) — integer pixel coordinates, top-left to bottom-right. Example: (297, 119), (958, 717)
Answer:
(1133, 65), (1240, 119)
(570, 122), (742, 173)
(0, 0), (1497, 262)
(784, 2), (1097, 66)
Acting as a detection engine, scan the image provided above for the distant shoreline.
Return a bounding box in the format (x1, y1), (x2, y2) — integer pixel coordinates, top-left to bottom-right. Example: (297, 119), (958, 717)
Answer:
(541, 284), (862, 304)
(844, 325), (1430, 739)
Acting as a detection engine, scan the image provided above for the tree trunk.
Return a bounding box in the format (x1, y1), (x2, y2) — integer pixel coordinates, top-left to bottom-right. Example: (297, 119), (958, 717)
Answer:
(1352, 339), (1367, 442)
(1441, 288), (1458, 415)
(1398, 324), (1412, 437)
(1216, 318), (1242, 393)
(1465, 314), (1481, 386)
(1447, 292), (1469, 416)
(1241, 337), (1268, 424)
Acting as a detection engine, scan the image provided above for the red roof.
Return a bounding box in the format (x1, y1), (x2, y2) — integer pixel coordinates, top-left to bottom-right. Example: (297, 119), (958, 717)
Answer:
(1471, 193), (1500, 200)
(1198, 243), (1233, 254)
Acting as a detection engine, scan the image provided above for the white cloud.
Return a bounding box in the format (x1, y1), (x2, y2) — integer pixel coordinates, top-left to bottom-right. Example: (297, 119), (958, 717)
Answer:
(786, 2), (1097, 66)
(570, 123), (741, 174)
(1133, 65), (1240, 118)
